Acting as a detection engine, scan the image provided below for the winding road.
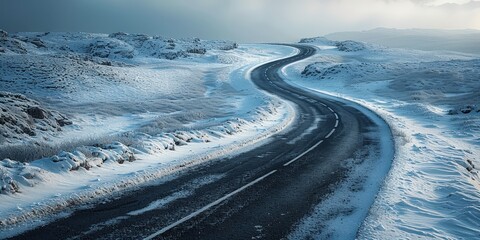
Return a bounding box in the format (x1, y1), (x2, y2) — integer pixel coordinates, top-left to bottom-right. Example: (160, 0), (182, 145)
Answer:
(12, 45), (384, 239)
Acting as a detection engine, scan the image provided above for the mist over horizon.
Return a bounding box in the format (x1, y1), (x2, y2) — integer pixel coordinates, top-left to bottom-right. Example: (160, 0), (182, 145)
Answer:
(1, 0), (480, 42)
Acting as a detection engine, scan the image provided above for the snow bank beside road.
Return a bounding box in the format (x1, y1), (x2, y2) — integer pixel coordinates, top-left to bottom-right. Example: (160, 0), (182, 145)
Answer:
(286, 40), (480, 239)
(0, 100), (295, 237)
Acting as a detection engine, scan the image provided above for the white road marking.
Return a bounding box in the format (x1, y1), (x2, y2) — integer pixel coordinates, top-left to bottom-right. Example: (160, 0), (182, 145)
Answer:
(328, 107), (334, 113)
(144, 170), (278, 239)
(283, 140), (324, 167)
(319, 103), (327, 107)
(334, 113), (338, 120)
(335, 120), (339, 128)
(325, 128), (336, 139)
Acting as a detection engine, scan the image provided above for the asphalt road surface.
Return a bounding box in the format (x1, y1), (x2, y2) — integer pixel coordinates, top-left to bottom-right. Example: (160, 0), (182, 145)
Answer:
(12, 45), (383, 239)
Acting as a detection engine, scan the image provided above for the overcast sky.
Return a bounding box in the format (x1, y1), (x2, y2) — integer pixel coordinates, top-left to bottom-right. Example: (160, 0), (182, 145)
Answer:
(0, 0), (479, 42)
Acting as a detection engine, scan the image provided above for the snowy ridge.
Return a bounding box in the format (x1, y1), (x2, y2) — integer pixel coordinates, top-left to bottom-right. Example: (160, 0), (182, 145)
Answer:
(1, 30), (237, 60)
(287, 39), (480, 239)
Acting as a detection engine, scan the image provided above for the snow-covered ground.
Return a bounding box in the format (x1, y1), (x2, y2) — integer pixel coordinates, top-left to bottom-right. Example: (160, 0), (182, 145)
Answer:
(3, 30), (479, 239)
(0, 31), (298, 237)
(284, 37), (480, 239)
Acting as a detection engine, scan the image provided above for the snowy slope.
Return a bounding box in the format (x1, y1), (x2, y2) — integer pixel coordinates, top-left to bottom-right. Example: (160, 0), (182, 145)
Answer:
(0, 30), (299, 237)
(0, 30), (278, 149)
(284, 38), (480, 239)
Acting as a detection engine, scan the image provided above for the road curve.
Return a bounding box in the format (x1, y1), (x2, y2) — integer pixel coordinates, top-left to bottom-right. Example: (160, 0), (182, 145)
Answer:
(12, 45), (383, 240)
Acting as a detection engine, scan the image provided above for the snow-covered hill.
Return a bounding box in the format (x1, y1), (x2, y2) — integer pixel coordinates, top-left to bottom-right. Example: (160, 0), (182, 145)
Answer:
(0, 30), (242, 146)
(0, 30), (238, 109)
(286, 38), (480, 239)
(1, 31), (237, 59)
(300, 37), (368, 52)
(0, 31), (298, 237)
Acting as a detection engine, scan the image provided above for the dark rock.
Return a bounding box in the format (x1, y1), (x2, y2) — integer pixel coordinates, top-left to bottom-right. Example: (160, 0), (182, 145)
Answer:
(460, 106), (473, 114)
(26, 107), (46, 119)
(100, 61), (112, 66)
(56, 118), (72, 127)
(21, 125), (35, 136)
(447, 109), (458, 115)
(108, 32), (128, 38)
(166, 43), (175, 50)
(30, 38), (46, 48)
(0, 30), (7, 38)
(187, 48), (207, 54)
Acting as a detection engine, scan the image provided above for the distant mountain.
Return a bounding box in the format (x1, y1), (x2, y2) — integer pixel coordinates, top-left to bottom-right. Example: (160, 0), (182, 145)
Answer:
(325, 28), (480, 55)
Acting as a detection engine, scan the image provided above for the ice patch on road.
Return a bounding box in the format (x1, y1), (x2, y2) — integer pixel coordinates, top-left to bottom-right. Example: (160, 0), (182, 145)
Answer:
(127, 190), (190, 216)
(128, 174), (224, 216)
(287, 109), (322, 145)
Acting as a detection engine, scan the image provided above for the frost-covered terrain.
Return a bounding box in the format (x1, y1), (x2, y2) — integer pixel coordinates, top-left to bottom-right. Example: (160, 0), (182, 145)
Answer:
(0, 30), (297, 237)
(3, 29), (478, 239)
(285, 37), (480, 239)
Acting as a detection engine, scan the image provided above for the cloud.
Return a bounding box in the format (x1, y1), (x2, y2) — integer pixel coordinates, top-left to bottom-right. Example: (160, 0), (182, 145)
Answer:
(0, 0), (478, 42)
(384, 0), (479, 7)
(434, 0), (480, 8)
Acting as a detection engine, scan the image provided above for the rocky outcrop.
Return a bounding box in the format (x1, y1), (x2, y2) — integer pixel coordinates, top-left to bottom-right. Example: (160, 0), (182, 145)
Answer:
(448, 105), (480, 115)
(335, 40), (366, 52)
(86, 38), (135, 59)
(299, 37), (367, 52)
(0, 92), (72, 143)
